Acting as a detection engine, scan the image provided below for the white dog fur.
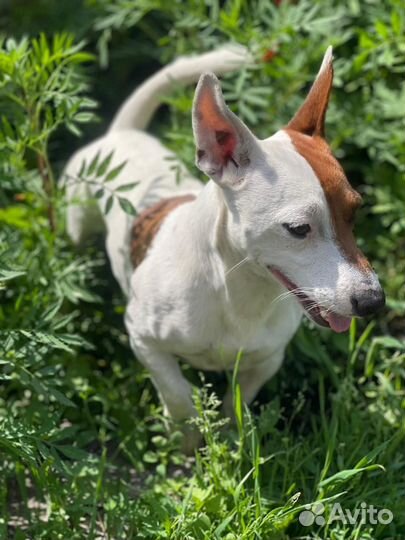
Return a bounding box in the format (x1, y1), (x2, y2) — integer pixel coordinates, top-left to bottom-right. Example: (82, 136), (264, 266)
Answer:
(65, 45), (384, 446)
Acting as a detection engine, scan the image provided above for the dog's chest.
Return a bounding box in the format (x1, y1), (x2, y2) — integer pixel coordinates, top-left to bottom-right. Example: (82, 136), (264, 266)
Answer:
(127, 190), (303, 372)
(173, 284), (302, 371)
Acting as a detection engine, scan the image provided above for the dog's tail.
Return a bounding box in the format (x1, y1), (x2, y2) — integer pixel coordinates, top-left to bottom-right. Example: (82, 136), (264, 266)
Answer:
(109, 44), (251, 132)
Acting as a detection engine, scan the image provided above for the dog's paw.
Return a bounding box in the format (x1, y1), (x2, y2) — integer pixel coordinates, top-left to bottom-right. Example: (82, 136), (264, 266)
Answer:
(179, 423), (203, 456)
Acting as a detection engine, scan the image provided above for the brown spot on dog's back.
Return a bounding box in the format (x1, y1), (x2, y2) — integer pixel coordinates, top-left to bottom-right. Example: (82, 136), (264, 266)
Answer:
(285, 129), (371, 272)
(131, 194), (196, 268)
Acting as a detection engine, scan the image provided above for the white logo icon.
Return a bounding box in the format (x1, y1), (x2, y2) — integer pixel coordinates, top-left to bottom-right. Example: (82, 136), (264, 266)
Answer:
(299, 502), (325, 527)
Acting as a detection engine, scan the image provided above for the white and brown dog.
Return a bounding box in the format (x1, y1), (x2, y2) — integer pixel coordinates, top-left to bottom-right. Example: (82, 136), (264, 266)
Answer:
(65, 45), (384, 443)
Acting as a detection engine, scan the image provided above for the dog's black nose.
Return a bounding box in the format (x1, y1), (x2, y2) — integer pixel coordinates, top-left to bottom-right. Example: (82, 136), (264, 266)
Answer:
(350, 287), (385, 317)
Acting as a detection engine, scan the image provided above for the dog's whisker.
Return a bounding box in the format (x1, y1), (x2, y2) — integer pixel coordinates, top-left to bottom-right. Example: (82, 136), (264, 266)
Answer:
(225, 256), (249, 277)
(322, 304), (337, 316)
(272, 290), (301, 304)
(306, 303), (320, 312)
(271, 286), (319, 307)
(271, 290), (300, 305)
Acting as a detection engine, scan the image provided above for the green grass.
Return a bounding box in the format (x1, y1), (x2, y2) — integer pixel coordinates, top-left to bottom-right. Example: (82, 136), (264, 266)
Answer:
(2, 280), (404, 538)
(0, 0), (404, 538)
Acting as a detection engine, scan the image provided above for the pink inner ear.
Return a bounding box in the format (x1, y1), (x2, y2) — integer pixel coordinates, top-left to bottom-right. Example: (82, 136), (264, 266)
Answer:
(215, 130), (236, 163)
(199, 88), (237, 165)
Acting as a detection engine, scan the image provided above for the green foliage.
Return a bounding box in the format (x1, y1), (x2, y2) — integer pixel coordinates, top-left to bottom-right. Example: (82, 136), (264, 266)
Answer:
(0, 0), (404, 538)
(66, 150), (138, 216)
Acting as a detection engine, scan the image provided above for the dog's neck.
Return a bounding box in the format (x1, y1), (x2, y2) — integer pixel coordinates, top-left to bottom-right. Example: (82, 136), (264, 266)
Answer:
(189, 180), (286, 314)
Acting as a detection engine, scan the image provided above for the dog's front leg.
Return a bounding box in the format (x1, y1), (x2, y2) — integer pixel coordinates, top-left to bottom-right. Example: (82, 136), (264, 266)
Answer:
(223, 350), (285, 418)
(126, 331), (202, 452)
(129, 338), (195, 419)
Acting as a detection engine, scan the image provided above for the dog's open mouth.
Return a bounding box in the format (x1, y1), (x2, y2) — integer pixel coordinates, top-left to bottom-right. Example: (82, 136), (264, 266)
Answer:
(270, 268), (352, 333)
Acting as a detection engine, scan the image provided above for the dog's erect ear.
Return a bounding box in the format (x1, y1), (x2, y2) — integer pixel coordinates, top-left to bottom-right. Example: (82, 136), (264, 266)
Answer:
(192, 72), (255, 184)
(287, 46), (334, 137)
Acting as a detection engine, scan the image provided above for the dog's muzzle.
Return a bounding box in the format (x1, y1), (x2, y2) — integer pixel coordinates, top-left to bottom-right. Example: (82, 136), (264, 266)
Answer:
(269, 267), (353, 333)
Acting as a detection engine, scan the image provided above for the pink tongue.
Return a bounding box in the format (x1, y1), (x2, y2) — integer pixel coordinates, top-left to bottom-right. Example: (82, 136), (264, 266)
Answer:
(325, 313), (352, 333)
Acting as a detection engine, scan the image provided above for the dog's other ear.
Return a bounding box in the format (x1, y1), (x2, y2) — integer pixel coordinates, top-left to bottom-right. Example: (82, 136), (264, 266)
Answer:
(192, 72), (255, 185)
(287, 46), (333, 137)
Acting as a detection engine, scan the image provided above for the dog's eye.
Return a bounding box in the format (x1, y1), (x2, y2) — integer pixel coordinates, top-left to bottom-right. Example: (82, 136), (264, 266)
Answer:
(283, 223), (311, 239)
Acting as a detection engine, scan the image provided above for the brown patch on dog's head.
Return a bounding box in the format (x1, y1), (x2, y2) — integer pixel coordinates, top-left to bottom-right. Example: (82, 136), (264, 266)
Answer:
(131, 195), (196, 268)
(284, 46), (371, 272)
(285, 130), (370, 271)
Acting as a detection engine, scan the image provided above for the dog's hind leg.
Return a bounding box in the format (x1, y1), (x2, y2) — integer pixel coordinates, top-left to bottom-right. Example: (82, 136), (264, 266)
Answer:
(64, 154), (105, 245)
(222, 350), (285, 418)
